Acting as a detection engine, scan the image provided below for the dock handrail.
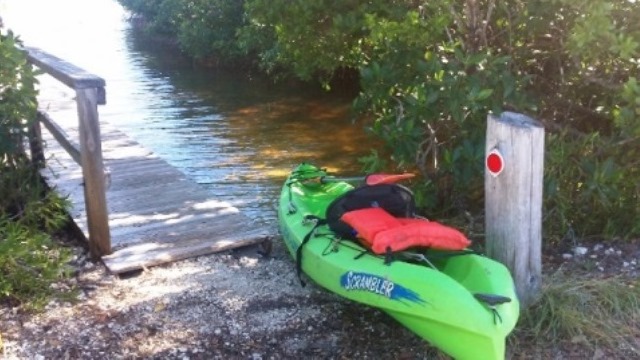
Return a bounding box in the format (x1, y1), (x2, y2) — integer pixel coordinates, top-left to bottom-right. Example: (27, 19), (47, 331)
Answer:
(25, 46), (111, 258)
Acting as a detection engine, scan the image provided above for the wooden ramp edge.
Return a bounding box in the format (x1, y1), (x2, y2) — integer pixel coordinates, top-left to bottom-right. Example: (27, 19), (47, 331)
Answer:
(41, 121), (271, 274)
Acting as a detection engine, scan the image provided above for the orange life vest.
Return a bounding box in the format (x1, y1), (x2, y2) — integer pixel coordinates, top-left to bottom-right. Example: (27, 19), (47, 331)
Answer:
(340, 207), (470, 254)
(340, 207), (402, 248)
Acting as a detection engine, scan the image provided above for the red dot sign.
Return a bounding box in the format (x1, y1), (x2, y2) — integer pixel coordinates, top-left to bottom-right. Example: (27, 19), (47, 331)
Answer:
(486, 149), (504, 177)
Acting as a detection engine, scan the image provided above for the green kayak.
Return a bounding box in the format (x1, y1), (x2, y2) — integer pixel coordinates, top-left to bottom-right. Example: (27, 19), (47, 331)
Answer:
(278, 163), (519, 360)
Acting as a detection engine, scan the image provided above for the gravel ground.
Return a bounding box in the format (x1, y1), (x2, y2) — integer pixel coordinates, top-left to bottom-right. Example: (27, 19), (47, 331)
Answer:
(1, 231), (638, 360)
(0, 232), (441, 360)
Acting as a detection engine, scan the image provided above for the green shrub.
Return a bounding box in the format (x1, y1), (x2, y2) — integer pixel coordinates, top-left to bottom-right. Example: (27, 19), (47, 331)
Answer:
(0, 152), (73, 310)
(545, 131), (640, 239)
(0, 30), (38, 167)
(1, 28), (73, 309)
(0, 164), (70, 233)
(119, 0), (640, 239)
(118, 0), (179, 36)
(176, 0), (245, 62)
(0, 215), (72, 309)
(240, 0), (640, 236)
(240, 0), (393, 82)
(119, 0), (247, 64)
(355, 46), (531, 215)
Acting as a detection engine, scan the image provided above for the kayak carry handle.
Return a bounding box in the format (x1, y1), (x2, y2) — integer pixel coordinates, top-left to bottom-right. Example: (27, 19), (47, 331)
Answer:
(474, 293), (512, 325)
(474, 293), (512, 306)
(365, 173), (415, 185)
(320, 173), (415, 185)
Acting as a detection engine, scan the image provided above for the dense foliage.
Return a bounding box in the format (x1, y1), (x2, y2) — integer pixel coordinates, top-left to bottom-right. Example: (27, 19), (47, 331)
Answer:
(120, 0), (246, 63)
(1, 30), (72, 309)
(118, 0), (640, 239)
(0, 30), (37, 166)
(0, 165), (72, 309)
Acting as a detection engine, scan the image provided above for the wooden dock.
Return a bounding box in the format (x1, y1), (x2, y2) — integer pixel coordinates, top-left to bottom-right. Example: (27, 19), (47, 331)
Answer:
(40, 119), (270, 274)
(26, 46), (269, 274)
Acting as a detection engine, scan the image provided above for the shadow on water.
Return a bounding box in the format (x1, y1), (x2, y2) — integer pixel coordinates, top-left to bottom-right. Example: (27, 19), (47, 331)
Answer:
(116, 28), (376, 226)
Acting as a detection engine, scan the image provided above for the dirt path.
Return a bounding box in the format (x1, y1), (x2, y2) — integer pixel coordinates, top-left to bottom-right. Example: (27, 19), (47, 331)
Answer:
(1, 232), (638, 359)
(0, 234), (441, 360)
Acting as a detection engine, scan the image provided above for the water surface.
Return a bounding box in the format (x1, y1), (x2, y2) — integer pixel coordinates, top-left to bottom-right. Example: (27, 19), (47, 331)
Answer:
(0, 0), (373, 228)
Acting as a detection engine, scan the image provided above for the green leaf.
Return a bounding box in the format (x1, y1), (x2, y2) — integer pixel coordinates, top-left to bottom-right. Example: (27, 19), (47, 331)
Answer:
(476, 89), (494, 101)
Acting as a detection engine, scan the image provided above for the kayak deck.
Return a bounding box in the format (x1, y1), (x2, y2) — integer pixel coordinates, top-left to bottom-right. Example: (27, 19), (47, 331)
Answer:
(278, 164), (519, 360)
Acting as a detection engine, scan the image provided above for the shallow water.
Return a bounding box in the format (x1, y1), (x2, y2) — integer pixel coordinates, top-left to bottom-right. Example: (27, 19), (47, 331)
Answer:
(1, 0), (373, 229)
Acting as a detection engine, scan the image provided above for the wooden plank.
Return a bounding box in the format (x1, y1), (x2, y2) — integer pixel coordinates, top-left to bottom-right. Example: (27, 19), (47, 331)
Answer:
(59, 182), (212, 216)
(25, 47), (106, 104)
(73, 198), (243, 231)
(38, 110), (82, 164)
(47, 167), (204, 217)
(107, 187), (210, 210)
(107, 172), (187, 191)
(106, 161), (180, 178)
(40, 117), (271, 274)
(102, 233), (270, 274)
(107, 210), (243, 239)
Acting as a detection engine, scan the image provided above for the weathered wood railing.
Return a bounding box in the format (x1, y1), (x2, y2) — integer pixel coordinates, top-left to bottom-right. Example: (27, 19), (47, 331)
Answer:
(25, 47), (111, 258)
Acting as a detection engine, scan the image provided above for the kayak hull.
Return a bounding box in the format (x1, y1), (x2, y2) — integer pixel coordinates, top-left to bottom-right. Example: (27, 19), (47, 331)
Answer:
(278, 164), (519, 360)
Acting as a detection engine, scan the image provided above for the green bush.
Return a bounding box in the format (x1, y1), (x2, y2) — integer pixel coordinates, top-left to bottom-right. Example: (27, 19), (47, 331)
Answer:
(239, 0), (640, 236)
(1, 29), (73, 309)
(176, 0), (245, 62)
(0, 212), (72, 309)
(240, 1), (533, 213)
(240, 0), (394, 82)
(0, 148), (73, 311)
(521, 0), (640, 238)
(118, 0), (640, 239)
(545, 132), (640, 239)
(0, 31), (38, 167)
(118, 0), (179, 36)
(119, 0), (247, 64)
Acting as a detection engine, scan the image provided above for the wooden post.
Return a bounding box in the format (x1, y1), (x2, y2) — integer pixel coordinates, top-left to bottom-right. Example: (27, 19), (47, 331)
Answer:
(28, 114), (45, 168)
(485, 112), (544, 308)
(25, 60), (45, 168)
(24, 47), (109, 258)
(76, 87), (111, 258)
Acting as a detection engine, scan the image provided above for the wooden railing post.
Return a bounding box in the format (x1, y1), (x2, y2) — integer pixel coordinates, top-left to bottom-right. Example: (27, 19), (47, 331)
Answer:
(24, 47), (111, 258)
(485, 112), (545, 308)
(76, 87), (111, 258)
(28, 114), (45, 168)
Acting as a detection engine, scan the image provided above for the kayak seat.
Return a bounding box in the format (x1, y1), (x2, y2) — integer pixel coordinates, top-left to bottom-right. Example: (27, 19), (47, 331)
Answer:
(325, 183), (415, 241)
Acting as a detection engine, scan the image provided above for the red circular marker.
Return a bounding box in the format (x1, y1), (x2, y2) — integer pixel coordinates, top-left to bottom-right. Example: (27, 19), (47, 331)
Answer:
(486, 149), (504, 177)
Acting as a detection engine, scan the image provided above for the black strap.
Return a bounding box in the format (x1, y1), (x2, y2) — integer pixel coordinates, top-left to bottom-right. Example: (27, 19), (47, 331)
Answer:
(384, 247), (394, 265)
(473, 293), (510, 324)
(296, 216), (327, 287)
(321, 235), (340, 256)
(492, 308), (503, 324)
(423, 249), (480, 259)
(354, 249), (368, 260)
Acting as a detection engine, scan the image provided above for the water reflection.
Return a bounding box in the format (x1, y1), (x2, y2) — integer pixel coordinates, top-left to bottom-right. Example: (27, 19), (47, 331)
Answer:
(1, 0), (374, 228)
(120, 29), (374, 226)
